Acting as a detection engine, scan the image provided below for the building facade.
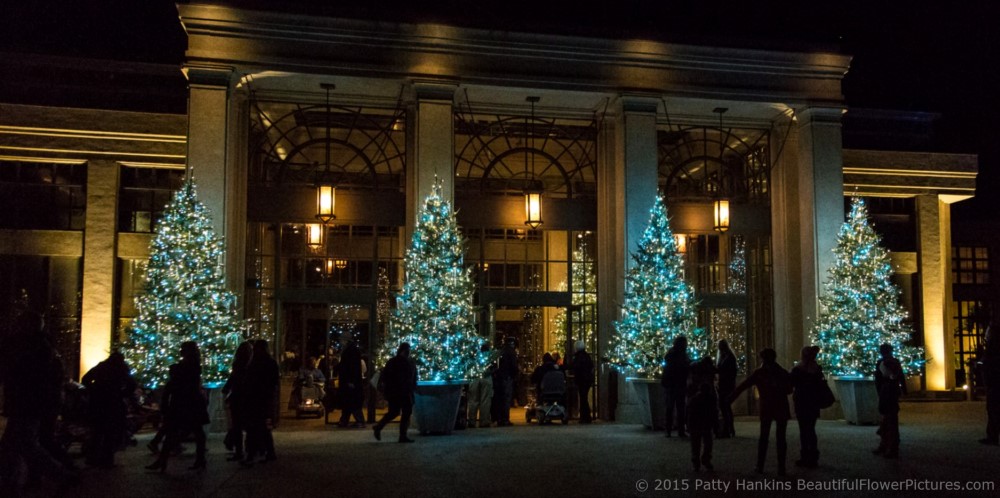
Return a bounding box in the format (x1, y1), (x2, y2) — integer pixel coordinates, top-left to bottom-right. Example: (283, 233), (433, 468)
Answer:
(0, 3), (977, 418)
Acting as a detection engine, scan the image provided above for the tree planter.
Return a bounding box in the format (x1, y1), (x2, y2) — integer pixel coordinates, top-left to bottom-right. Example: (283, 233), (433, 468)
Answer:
(414, 381), (466, 435)
(627, 378), (666, 430)
(834, 377), (879, 425)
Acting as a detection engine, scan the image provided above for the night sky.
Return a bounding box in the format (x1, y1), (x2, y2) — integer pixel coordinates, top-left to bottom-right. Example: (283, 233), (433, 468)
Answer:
(2, 1), (997, 220)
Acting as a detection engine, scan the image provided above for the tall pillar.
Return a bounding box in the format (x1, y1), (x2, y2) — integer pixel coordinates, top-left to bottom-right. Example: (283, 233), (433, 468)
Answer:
(787, 107), (844, 366)
(80, 159), (119, 377)
(597, 96), (659, 421)
(406, 81), (456, 240)
(184, 64), (242, 288)
(916, 194), (953, 390)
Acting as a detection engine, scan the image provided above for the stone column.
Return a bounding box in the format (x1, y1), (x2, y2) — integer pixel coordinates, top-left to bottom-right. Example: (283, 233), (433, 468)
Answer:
(597, 96), (659, 421)
(80, 159), (119, 377)
(406, 81), (456, 240)
(184, 64), (241, 287)
(916, 194), (953, 390)
(787, 107), (844, 366)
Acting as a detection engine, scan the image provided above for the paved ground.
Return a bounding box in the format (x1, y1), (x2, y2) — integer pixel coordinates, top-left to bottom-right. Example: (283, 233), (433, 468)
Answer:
(17, 401), (999, 498)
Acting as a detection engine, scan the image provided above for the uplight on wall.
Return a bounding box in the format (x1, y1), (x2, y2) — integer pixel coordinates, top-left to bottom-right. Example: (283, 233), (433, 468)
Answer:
(306, 223), (323, 248)
(316, 185), (336, 223)
(524, 191), (543, 229)
(713, 199), (730, 233)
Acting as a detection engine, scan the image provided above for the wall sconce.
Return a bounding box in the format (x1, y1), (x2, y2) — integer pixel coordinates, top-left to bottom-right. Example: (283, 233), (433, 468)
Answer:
(325, 258), (348, 274)
(673, 234), (688, 254)
(713, 199), (730, 233)
(335, 258), (347, 270)
(306, 223), (323, 248)
(524, 190), (543, 229)
(316, 185), (336, 224)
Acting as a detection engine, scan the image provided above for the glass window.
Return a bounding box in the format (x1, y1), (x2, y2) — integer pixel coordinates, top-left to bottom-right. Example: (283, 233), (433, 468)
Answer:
(118, 166), (184, 233)
(0, 161), (86, 230)
(952, 246), (989, 285)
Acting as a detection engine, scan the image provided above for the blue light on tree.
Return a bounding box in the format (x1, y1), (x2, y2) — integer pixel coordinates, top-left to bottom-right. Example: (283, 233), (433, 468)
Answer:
(609, 196), (707, 378)
(810, 198), (924, 377)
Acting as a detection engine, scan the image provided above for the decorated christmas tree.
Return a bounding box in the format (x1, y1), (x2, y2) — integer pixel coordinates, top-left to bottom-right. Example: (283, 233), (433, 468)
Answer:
(811, 198), (924, 377)
(609, 196), (707, 377)
(551, 239), (597, 350)
(381, 180), (488, 381)
(711, 236), (748, 374)
(124, 178), (244, 389)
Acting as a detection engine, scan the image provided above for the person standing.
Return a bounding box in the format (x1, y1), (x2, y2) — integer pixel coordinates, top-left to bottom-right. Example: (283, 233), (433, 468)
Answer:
(222, 341), (253, 461)
(243, 340), (279, 465)
(467, 343), (494, 428)
(661, 336), (691, 437)
(496, 337), (519, 427)
(81, 351), (137, 468)
(0, 312), (78, 496)
(715, 339), (737, 438)
(981, 323), (1000, 446)
(729, 348), (793, 475)
(571, 341), (595, 424)
(337, 341), (366, 428)
(373, 343), (418, 443)
(687, 357), (718, 471)
(145, 341), (209, 472)
(873, 343), (906, 459)
(790, 345), (825, 467)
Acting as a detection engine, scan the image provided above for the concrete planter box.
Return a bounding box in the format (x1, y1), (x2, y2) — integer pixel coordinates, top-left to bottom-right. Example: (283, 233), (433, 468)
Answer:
(414, 381), (466, 435)
(627, 378), (666, 430)
(834, 377), (879, 425)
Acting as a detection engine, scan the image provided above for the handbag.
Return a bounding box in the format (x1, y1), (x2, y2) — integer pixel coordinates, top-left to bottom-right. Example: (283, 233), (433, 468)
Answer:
(817, 378), (836, 409)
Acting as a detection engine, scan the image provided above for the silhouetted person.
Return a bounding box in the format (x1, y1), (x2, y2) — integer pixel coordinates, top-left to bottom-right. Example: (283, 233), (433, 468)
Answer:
(687, 357), (718, 471)
(223, 341), (253, 461)
(730, 348), (792, 475)
(81, 351), (136, 468)
(981, 324), (1000, 446)
(243, 340), (279, 465)
(715, 339), (737, 438)
(661, 336), (691, 437)
(0, 312), (77, 496)
(571, 341), (595, 424)
(873, 343), (906, 458)
(146, 341), (209, 472)
(530, 353), (558, 394)
(467, 343), (494, 428)
(496, 337), (518, 426)
(373, 343), (418, 443)
(791, 345), (825, 467)
(337, 341), (366, 428)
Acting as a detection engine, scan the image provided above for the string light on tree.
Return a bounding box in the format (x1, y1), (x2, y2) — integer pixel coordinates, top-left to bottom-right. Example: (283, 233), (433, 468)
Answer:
(609, 196), (707, 377)
(711, 236), (748, 374)
(551, 238), (597, 349)
(124, 177), (245, 389)
(380, 179), (488, 381)
(810, 198), (924, 377)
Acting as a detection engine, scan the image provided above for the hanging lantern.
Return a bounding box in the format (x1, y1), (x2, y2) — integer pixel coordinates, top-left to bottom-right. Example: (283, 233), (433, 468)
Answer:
(674, 234), (688, 254)
(316, 185), (336, 223)
(306, 223), (323, 248)
(713, 199), (730, 233)
(335, 259), (348, 270)
(524, 191), (543, 229)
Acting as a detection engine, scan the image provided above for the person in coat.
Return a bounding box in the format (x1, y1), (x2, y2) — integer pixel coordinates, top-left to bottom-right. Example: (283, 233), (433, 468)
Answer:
(467, 343), (495, 428)
(981, 323), (1000, 445)
(790, 345), (825, 467)
(495, 337), (519, 426)
(222, 341), (253, 461)
(715, 339), (738, 438)
(873, 343), (906, 459)
(661, 336), (691, 437)
(81, 351), (136, 468)
(373, 343), (418, 443)
(242, 340), (279, 465)
(571, 341), (595, 424)
(687, 357), (718, 471)
(729, 348), (793, 475)
(145, 341), (209, 472)
(337, 341), (366, 428)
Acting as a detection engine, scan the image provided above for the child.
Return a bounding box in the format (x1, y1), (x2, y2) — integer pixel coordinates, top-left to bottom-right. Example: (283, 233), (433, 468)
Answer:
(687, 357), (719, 471)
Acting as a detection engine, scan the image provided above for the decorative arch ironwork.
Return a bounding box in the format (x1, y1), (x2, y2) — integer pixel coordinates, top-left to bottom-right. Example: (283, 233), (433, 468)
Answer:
(658, 126), (769, 204)
(249, 101), (406, 191)
(454, 111), (598, 198)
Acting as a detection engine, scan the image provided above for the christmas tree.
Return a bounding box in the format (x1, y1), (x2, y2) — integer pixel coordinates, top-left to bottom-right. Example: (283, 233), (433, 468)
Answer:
(124, 178), (244, 389)
(811, 198), (924, 377)
(711, 236), (748, 374)
(381, 180), (488, 381)
(551, 238), (597, 350)
(609, 196), (707, 378)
